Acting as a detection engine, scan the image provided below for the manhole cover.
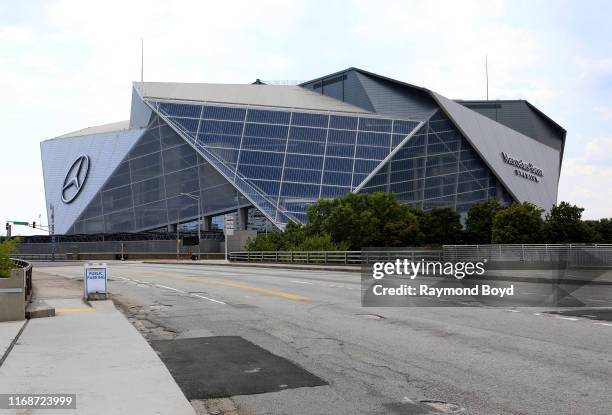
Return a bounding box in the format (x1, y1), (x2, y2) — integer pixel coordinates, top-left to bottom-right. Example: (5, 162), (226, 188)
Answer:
(150, 336), (327, 399)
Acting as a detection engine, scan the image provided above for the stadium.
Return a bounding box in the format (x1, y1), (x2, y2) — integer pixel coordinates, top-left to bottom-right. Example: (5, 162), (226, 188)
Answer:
(41, 67), (565, 239)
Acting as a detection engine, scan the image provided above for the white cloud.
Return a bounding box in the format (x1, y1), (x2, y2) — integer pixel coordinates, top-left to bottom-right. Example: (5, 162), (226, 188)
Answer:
(1, 0), (612, 233)
(558, 165), (612, 220)
(584, 137), (612, 163)
(594, 106), (612, 120)
(559, 144), (612, 220)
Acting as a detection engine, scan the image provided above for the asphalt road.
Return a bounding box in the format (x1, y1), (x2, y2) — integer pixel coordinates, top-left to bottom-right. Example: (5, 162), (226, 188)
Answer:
(35, 262), (612, 415)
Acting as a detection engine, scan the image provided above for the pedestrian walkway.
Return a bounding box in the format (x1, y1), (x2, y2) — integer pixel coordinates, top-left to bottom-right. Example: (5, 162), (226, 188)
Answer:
(0, 269), (196, 415)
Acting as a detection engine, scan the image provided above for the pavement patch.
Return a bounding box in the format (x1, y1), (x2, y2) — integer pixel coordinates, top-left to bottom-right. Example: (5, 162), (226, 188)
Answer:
(150, 336), (327, 399)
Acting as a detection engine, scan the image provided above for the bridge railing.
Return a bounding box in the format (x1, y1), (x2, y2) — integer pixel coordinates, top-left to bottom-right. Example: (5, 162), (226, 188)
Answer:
(443, 244), (612, 267)
(229, 250), (443, 265)
(10, 258), (33, 300)
(231, 245), (612, 267)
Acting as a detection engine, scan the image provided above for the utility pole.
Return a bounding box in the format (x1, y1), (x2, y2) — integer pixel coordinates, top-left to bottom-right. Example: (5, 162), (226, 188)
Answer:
(176, 210), (180, 260)
(180, 192), (202, 261)
(485, 54), (489, 101)
(141, 38), (144, 82)
(50, 204), (55, 262)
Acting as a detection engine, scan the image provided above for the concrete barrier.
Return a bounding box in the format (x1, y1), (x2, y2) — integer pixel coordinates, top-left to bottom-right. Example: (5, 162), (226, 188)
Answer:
(0, 267), (27, 322)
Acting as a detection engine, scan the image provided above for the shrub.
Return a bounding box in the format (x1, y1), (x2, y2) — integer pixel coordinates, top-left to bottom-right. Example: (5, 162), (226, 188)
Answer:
(0, 239), (19, 278)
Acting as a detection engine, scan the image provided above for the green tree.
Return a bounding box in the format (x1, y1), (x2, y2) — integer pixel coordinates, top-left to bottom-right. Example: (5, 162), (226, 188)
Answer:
(419, 207), (463, 246)
(245, 221), (348, 252)
(543, 201), (594, 243)
(305, 192), (422, 249)
(292, 234), (349, 251)
(0, 239), (19, 278)
(244, 232), (286, 251)
(584, 218), (612, 243)
(244, 222), (306, 251)
(491, 202), (544, 244)
(465, 199), (504, 244)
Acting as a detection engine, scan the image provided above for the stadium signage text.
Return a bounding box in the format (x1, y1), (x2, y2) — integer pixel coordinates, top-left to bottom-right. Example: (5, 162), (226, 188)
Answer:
(501, 152), (543, 183)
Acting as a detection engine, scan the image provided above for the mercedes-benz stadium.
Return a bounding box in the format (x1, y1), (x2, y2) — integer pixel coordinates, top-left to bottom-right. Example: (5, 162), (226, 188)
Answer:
(40, 67), (566, 236)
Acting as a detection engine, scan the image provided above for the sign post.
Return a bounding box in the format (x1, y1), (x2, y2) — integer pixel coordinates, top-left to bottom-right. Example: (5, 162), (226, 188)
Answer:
(224, 214), (235, 262)
(84, 263), (108, 301)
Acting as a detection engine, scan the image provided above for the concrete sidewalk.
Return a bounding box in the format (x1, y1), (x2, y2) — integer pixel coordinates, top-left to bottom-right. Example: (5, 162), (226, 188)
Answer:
(0, 270), (196, 415)
(0, 320), (26, 366)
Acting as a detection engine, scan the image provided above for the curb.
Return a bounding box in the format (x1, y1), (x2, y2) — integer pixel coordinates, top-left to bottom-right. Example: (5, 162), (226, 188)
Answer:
(0, 319), (28, 368)
(26, 308), (56, 319)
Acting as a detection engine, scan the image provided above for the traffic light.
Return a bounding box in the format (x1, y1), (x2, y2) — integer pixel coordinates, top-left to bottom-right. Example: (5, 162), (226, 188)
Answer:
(32, 221), (36, 228)
(5, 223), (11, 238)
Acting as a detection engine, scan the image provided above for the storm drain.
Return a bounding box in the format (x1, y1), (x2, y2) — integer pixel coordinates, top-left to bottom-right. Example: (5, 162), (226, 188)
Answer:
(150, 336), (327, 399)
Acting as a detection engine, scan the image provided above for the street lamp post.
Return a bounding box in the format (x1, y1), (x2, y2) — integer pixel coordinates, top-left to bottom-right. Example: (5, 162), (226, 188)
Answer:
(180, 192), (201, 260)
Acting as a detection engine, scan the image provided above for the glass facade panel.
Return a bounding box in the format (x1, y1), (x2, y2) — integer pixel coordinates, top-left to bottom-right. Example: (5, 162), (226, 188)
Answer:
(104, 162), (130, 190)
(132, 176), (165, 206)
(130, 152), (163, 182)
(164, 166), (199, 198)
(102, 185), (132, 213)
(361, 110), (514, 212)
(72, 104), (515, 234)
(134, 200), (168, 231)
(105, 209), (134, 233)
(163, 143), (199, 173)
(154, 101), (429, 227)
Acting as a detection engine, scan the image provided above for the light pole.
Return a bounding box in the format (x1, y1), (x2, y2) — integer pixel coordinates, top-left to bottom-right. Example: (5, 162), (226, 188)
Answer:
(180, 192), (201, 260)
(50, 204), (55, 262)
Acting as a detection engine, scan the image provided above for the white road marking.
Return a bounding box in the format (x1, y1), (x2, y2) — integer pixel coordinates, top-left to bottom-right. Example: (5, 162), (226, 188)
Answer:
(290, 280), (313, 284)
(117, 276), (225, 305)
(505, 309), (521, 313)
(556, 316), (580, 321)
(593, 322), (612, 327)
(155, 284), (186, 294)
(191, 293), (226, 305)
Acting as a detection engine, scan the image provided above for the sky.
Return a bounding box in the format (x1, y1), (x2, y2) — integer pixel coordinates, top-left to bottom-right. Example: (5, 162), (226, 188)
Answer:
(1, 0), (612, 236)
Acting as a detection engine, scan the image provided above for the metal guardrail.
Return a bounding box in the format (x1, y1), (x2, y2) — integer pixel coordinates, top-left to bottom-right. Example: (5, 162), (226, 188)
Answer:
(443, 244), (612, 266)
(231, 245), (612, 267)
(229, 250), (443, 265)
(11, 258), (33, 300)
(12, 253), (68, 261)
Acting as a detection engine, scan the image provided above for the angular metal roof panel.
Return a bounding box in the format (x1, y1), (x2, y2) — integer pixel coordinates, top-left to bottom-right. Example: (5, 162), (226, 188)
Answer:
(48, 120), (131, 141)
(134, 82), (372, 114)
(432, 92), (560, 210)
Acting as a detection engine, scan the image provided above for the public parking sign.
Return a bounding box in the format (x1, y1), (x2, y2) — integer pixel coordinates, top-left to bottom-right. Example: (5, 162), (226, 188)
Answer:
(224, 214), (235, 236)
(84, 263), (107, 300)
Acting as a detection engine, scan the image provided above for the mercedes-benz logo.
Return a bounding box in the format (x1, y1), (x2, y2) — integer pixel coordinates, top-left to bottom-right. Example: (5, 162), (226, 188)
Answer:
(61, 155), (90, 204)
